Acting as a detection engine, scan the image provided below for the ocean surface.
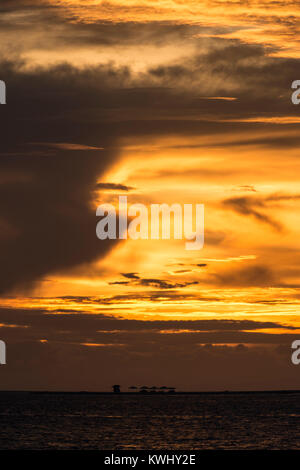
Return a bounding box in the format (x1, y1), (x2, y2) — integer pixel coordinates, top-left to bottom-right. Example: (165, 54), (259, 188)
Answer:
(0, 392), (299, 450)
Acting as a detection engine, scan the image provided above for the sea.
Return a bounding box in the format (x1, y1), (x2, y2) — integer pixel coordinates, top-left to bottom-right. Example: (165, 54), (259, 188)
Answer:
(0, 391), (299, 450)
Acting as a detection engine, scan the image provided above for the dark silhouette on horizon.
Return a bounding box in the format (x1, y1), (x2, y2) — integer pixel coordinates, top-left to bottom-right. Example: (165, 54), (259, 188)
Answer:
(126, 385), (177, 394)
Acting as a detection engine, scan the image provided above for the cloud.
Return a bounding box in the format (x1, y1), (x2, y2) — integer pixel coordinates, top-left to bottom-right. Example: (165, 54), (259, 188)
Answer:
(41, 142), (104, 151)
(111, 273), (199, 289)
(0, 61), (129, 295)
(139, 278), (198, 289)
(235, 185), (257, 193)
(34, 1), (300, 60)
(0, 307), (299, 390)
(1, 1), (300, 393)
(213, 264), (275, 288)
(1, 308), (294, 333)
(121, 272), (140, 279)
(223, 195), (282, 231)
(223, 193), (300, 231)
(96, 182), (135, 191)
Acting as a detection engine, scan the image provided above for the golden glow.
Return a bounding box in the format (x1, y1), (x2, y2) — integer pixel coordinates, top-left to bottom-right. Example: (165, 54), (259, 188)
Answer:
(2, 0), (299, 354)
(4, 130), (300, 335)
(51, 0), (300, 57)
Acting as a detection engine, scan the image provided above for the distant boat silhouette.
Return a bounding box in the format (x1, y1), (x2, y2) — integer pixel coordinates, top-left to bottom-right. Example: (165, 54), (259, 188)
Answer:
(112, 384), (177, 394)
(136, 385), (177, 394)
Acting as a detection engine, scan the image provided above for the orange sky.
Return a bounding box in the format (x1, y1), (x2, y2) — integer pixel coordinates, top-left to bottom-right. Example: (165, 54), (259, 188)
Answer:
(0, 0), (300, 390)
(2, 0), (300, 325)
(52, 0), (300, 56)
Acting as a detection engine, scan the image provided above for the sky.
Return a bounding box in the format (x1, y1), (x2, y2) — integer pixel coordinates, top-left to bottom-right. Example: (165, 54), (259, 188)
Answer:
(0, 0), (300, 391)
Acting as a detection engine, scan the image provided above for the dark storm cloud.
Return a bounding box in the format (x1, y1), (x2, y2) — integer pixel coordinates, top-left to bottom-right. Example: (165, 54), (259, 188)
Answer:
(143, 41), (300, 123)
(0, 61), (129, 295)
(1, 43), (297, 155)
(1, 1), (300, 126)
(0, 149), (120, 295)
